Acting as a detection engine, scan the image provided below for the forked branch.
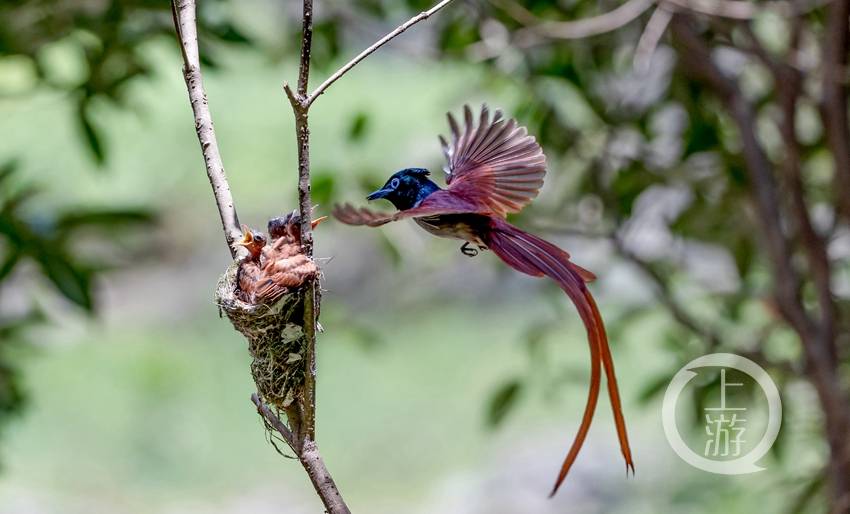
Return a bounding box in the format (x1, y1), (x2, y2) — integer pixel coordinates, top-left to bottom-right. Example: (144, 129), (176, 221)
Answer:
(173, 0), (456, 511)
(252, 394), (349, 514)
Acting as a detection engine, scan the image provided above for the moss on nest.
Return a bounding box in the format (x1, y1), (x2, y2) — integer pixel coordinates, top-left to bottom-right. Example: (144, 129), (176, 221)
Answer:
(215, 260), (309, 410)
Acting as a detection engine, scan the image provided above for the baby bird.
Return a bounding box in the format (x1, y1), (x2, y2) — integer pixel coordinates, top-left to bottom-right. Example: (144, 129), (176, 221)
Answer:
(234, 227), (267, 303)
(233, 213), (325, 305)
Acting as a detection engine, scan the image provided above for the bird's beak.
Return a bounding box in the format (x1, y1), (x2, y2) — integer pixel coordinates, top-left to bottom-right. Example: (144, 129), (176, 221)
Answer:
(234, 225), (253, 248)
(366, 187), (391, 201)
(311, 216), (328, 228)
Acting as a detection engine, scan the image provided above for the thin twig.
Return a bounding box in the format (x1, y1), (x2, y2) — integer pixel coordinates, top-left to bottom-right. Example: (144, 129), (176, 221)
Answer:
(304, 0), (455, 107)
(670, 17), (809, 333)
(663, 0), (810, 18)
(279, 0), (321, 457)
(742, 23), (838, 362)
(252, 394), (351, 514)
(252, 393), (296, 447)
(615, 240), (724, 349)
(170, 0), (244, 258)
(497, 0), (814, 48)
(513, 0), (654, 41)
(275, 0), (457, 510)
(821, 0), (850, 219)
(633, 4), (674, 73)
(662, 0), (757, 19)
(296, 0), (314, 99)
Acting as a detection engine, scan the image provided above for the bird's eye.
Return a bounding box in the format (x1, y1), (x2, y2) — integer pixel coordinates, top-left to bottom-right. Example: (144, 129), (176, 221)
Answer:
(390, 178), (400, 189)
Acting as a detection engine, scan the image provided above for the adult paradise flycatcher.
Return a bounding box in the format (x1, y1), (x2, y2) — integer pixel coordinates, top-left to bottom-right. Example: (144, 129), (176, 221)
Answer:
(333, 105), (634, 495)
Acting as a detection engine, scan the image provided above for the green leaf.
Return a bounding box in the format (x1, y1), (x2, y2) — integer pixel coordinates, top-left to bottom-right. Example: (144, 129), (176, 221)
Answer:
(37, 253), (94, 311)
(310, 174), (336, 208)
(485, 379), (522, 428)
(78, 105), (105, 165)
(787, 471), (825, 514)
(56, 208), (155, 232)
(637, 372), (672, 404)
(0, 250), (20, 283)
(0, 160), (18, 186)
(209, 22), (253, 44)
(347, 112), (370, 142)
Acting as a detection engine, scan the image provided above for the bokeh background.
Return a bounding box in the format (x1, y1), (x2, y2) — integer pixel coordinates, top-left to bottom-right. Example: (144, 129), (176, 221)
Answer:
(1, 1), (848, 513)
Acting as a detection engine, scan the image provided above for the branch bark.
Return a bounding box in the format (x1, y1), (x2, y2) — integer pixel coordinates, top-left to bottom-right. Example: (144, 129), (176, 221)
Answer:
(171, 0), (243, 258)
(280, 0), (459, 450)
(634, 4), (675, 72)
(751, 23), (838, 363)
(252, 395), (349, 514)
(494, 0), (821, 52)
(174, 0), (454, 509)
(821, 0), (850, 220)
(241, 0), (457, 510)
(509, 0), (654, 41)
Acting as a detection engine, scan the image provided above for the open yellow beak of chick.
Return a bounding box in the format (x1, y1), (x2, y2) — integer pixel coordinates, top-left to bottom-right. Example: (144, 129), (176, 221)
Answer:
(233, 224), (255, 249)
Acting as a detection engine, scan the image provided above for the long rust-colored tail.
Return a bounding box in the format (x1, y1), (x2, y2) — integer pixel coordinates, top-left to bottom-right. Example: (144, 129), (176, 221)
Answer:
(484, 217), (634, 496)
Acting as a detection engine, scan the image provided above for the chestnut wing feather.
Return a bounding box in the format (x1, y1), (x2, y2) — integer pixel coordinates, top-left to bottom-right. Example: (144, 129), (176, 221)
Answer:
(440, 104), (546, 217)
(332, 190), (479, 227)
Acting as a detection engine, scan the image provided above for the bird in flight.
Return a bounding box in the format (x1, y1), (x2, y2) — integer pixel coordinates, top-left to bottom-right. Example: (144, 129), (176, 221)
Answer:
(333, 104), (634, 495)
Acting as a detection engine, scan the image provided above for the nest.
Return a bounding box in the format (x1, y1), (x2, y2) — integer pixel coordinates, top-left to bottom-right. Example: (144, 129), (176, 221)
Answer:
(215, 213), (318, 411)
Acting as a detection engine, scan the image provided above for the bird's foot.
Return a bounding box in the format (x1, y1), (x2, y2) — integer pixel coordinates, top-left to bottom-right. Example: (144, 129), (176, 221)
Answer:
(460, 242), (478, 257)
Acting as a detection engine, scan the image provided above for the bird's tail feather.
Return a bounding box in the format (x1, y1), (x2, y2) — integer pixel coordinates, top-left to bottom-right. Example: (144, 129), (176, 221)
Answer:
(484, 218), (634, 495)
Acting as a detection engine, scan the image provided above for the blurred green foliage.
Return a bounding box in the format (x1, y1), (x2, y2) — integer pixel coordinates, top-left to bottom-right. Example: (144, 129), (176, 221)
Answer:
(1, 0), (848, 510)
(0, 0), (254, 462)
(0, 0), (252, 163)
(0, 161), (153, 458)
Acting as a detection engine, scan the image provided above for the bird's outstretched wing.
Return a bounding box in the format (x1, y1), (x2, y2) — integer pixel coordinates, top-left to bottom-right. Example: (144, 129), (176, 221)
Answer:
(332, 203), (397, 227)
(333, 192), (479, 227)
(441, 104), (546, 217)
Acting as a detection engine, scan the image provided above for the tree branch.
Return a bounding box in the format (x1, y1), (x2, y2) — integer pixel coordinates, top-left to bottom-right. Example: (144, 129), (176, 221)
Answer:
(171, 0), (344, 510)
(175, 0), (456, 508)
(170, 0), (243, 258)
(743, 22), (838, 362)
(662, 0), (770, 19)
(670, 17), (809, 332)
(304, 0), (455, 107)
(510, 0), (654, 41)
(275, 0), (457, 510)
(821, 0), (850, 220)
(613, 239), (724, 349)
(252, 395), (350, 514)
(277, 0), (321, 465)
(495, 0), (814, 50)
(634, 4), (675, 72)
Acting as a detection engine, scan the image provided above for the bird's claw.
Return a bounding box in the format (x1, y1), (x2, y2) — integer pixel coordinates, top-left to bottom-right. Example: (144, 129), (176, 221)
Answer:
(460, 242), (478, 257)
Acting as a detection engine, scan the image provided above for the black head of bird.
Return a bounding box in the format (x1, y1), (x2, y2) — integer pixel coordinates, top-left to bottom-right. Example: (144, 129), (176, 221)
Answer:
(366, 168), (441, 211)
